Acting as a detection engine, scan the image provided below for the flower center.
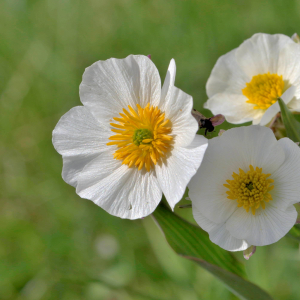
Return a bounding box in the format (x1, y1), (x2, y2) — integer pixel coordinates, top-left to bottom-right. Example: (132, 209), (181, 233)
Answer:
(107, 103), (173, 172)
(242, 72), (284, 110)
(223, 165), (274, 215)
(133, 129), (153, 146)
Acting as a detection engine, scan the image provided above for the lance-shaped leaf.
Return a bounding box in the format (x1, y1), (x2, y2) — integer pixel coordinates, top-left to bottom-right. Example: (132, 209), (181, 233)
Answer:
(278, 98), (300, 143)
(152, 203), (274, 300)
(187, 257), (273, 300)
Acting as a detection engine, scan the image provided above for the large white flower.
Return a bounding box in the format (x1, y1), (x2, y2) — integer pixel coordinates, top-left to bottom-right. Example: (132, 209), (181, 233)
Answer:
(188, 125), (300, 251)
(52, 55), (208, 219)
(205, 33), (300, 125)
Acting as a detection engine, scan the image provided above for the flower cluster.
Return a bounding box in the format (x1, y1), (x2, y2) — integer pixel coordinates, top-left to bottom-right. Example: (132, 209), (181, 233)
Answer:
(53, 33), (300, 253)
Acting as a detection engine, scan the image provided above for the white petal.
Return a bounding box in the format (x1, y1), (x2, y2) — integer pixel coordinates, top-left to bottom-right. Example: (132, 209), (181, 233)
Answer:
(61, 153), (101, 187)
(52, 106), (111, 187)
(159, 60), (198, 147)
(192, 206), (217, 232)
(204, 93), (263, 124)
(236, 33), (294, 78)
(189, 126), (285, 223)
(287, 97), (300, 112)
(217, 125), (285, 174)
(156, 139), (208, 210)
(76, 151), (162, 219)
(52, 106), (111, 156)
(259, 103), (279, 126)
(79, 55), (161, 123)
(278, 42), (300, 101)
(193, 207), (250, 251)
(160, 59), (176, 105)
(206, 49), (249, 98)
(186, 134), (208, 149)
(189, 169), (238, 224)
(226, 203), (297, 246)
(260, 86), (296, 126)
(165, 87), (199, 147)
(271, 138), (300, 209)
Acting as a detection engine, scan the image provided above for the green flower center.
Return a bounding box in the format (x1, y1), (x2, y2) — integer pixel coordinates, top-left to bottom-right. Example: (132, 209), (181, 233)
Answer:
(133, 129), (153, 146)
(246, 182), (254, 191)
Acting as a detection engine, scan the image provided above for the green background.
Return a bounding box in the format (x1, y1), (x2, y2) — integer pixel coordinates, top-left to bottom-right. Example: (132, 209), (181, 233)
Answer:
(1, 0), (300, 299)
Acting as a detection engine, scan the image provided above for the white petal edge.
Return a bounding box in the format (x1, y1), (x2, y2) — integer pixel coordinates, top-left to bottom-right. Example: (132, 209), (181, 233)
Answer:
(226, 203), (297, 246)
(76, 151), (162, 219)
(52, 106), (111, 187)
(61, 153), (101, 187)
(160, 59), (176, 106)
(271, 137), (300, 209)
(193, 207), (250, 251)
(156, 135), (208, 210)
(204, 93), (264, 124)
(52, 106), (111, 156)
(278, 42), (300, 101)
(236, 33), (294, 78)
(165, 86), (199, 147)
(206, 48), (249, 98)
(79, 55), (161, 125)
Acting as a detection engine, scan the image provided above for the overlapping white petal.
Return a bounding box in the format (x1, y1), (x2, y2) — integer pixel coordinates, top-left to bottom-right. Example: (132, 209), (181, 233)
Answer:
(52, 106), (111, 187)
(156, 135), (208, 210)
(205, 33), (300, 124)
(79, 55), (162, 128)
(53, 55), (207, 219)
(76, 151), (162, 219)
(188, 125), (299, 251)
(193, 207), (250, 251)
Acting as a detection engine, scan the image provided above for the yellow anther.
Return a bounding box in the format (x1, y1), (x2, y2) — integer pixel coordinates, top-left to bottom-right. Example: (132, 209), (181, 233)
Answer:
(242, 72), (284, 110)
(223, 165), (274, 215)
(107, 103), (173, 172)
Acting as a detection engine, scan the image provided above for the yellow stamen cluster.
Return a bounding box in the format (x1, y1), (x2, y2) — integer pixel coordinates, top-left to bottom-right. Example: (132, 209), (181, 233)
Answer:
(107, 103), (173, 172)
(242, 72), (284, 110)
(223, 165), (274, 215)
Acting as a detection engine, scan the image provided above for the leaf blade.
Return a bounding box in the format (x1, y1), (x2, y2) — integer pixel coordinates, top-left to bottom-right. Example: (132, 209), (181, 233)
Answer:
(152, 203), (244, 276)
(186, 256), (273, 300)
(152, 203), (274, 300)
(278, 98), (300, 142)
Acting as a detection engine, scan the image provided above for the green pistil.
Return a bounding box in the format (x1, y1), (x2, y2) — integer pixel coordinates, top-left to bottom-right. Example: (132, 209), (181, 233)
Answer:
(133, 129), (153, 146)
(246, 182), (254, 191)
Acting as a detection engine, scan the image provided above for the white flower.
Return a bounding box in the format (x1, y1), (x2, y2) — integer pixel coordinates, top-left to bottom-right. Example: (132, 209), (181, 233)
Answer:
(204, 33), (300, 125)
(188, 125), (300, 251)
(52, 55), (208, 219)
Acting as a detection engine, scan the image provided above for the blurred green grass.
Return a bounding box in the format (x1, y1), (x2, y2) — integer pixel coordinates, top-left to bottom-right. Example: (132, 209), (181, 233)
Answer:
(1, 0), (300, 299)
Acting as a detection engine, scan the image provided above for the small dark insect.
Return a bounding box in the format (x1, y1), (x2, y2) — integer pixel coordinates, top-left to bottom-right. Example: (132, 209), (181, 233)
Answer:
(191, 109), (225, 135)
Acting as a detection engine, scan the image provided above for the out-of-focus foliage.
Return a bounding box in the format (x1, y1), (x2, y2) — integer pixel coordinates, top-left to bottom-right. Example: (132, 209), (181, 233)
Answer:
(0, 0), (300, 299)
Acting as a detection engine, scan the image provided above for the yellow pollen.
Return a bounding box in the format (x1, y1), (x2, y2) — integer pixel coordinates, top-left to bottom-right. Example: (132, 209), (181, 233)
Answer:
(242, 72), (284, 110)
(107, 103), (173, 172)
(223, 165), (274, 215)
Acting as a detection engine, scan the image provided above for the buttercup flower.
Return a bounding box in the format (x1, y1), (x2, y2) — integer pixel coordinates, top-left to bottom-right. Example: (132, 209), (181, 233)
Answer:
(205, 33), (300, 125)
(53, 55), (208, 219)
(188, 125), (300, 251)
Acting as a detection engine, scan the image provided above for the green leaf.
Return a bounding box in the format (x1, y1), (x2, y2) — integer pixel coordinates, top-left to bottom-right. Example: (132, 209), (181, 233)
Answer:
(152, 203), (274, 300)
(278, 98), (300, 142)
(152, 202), (244, 276)
(287, 224), (300, 242)
(187, 257), (273, 300)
